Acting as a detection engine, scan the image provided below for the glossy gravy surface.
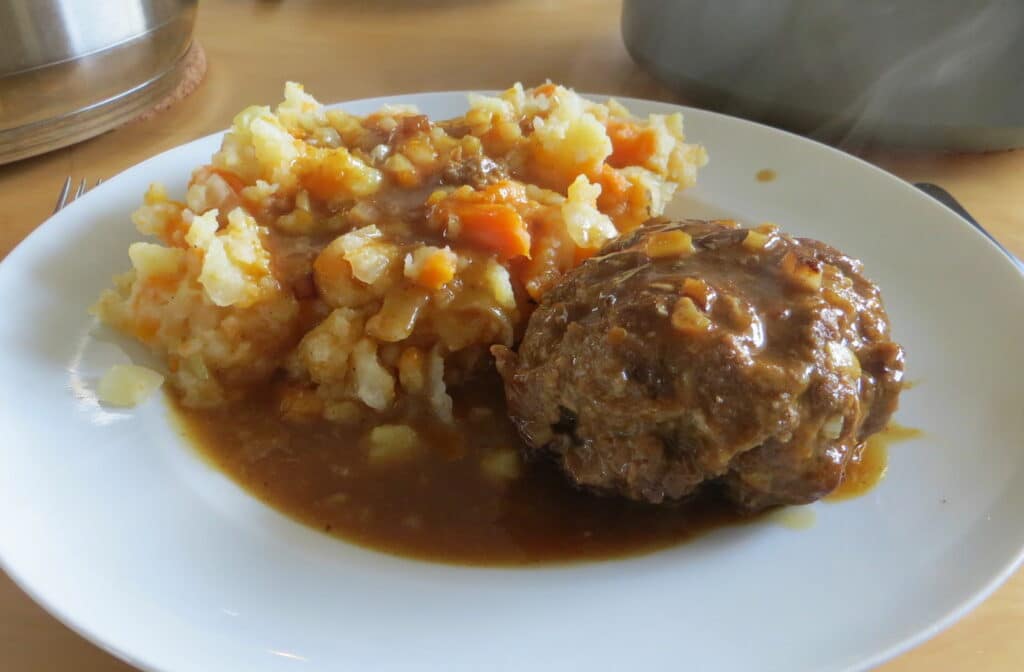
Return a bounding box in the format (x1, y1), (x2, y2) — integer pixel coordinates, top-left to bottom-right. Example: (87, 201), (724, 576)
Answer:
(827, 423), (922, 501)
(172, 376), (901, 565)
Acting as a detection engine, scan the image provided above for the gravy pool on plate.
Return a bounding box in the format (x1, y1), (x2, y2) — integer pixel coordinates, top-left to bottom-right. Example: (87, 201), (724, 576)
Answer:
(172, 375), (765, 565)
(171, 372), (897, 565)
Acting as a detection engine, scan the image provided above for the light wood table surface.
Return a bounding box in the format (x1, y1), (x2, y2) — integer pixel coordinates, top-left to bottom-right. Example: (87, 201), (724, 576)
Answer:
(1, 1), (1021, 669)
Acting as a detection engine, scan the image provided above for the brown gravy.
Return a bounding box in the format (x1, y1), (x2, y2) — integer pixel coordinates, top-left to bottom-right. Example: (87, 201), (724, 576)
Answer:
(827, 423), (922, 501)
(171, 376), (903, 565)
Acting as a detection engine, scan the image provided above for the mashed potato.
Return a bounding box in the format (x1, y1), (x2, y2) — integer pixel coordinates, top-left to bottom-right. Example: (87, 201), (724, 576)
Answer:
(93, 82), (707, 421)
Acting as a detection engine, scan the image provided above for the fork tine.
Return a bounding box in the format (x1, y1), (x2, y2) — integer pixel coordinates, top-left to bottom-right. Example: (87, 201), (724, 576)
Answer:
(53, 176), (72, 214)
(95, 178), (104, 186)
(54, 177), (104, 214)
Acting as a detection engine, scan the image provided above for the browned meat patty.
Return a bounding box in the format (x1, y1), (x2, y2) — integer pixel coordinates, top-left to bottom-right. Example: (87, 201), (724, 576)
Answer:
(493, 218), (904, 510)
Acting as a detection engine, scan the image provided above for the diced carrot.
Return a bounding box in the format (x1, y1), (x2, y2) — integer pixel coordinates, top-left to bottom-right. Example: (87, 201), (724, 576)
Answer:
(415, 252), (455, 289)
(592, 163), (652, 232)
(533, 83), (558, 97)
(478, 180), (528, 204)
(513, 216), (575, 301)
(452, 203), (531, 260)
(594, 163), (631, 215)
(606, 119), (657, 168)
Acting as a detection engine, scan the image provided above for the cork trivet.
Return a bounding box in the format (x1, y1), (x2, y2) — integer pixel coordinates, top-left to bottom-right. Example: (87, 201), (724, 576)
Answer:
(129, 41), (207, 125)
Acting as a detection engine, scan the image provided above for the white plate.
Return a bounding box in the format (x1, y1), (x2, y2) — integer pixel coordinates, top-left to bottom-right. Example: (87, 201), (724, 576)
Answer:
(2, 92), (1024, 672)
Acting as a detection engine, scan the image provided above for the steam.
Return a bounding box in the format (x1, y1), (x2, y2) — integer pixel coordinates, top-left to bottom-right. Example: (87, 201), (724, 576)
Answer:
(625, 0), (1023, 150)
(811, 1), (1020, 150)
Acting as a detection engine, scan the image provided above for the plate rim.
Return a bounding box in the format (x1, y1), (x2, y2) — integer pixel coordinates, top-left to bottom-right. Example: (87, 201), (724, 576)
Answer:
(2, 89), (1023, 672)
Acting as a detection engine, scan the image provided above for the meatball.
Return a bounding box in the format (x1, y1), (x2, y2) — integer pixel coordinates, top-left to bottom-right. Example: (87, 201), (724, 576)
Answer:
(493, 218), (904, 510)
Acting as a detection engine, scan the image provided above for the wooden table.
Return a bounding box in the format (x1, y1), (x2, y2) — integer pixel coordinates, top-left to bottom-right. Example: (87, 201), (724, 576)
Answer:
(2, 1), (1022, 669)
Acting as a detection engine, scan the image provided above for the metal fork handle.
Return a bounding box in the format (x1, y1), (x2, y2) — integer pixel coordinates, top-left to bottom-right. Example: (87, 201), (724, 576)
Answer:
(52, 176), (72, 215)
(914, 182), (1024, 273)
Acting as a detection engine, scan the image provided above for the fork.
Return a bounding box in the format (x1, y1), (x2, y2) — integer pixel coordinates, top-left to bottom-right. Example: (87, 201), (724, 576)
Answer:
(915, 182), (1024, 272)
(53, 176), (104, 214)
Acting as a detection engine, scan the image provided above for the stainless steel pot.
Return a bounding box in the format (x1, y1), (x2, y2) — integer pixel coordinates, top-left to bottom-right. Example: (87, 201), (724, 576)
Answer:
(622, 0), (1024, 150)
(0, 0), (198, 164)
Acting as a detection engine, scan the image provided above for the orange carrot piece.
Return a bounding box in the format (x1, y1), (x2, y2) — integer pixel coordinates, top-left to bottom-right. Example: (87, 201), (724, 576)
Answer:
(477, 179), (529, 205)
(416, 252), (456, 290)
(594, 163), (630, 212)
(606, 120), (657, 168)
(533, 83), (558, 97)
(453, 203), (531, 260)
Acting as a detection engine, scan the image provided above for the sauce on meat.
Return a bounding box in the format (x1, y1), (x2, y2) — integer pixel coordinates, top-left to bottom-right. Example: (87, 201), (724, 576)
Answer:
(170, 374), (907, 565)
